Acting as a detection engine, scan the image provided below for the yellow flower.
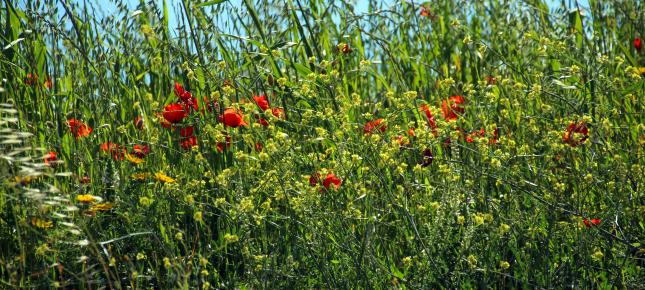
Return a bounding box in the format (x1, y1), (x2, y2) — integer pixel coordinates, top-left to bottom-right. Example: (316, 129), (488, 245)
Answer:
(90, 203), (114, 212)
(76, 194), (97, 204)
(224, 233), (239, 244)
(474, 215), (485, 226)
(125, 154), (144, 164)
(499, 261), (510, 270)
(154, 172), (176, 183)
(31, 217), (53, 229)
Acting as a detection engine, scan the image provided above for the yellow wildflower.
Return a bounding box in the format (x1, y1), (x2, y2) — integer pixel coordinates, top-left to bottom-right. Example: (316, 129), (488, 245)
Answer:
(90, 203), (114, 212)
(154, 172), (176, 183)
(31, 217), (53, 229)
(76, 194), (97, 204)
(125, 154), (144, 164)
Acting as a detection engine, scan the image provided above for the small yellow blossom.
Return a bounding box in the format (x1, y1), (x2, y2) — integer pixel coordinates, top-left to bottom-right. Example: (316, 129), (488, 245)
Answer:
(31, 217), (53, 229)
(90, 203), (114, 212)
(76, 194), (97, 204)
(154, 172), (176, 183)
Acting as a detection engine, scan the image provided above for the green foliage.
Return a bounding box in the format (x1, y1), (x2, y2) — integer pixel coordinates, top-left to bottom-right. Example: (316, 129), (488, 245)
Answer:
(0, 0), (643, 288)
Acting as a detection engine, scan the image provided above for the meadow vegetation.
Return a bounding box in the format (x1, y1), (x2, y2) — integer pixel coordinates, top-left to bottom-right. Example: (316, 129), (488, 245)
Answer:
(0, 0), (643, 288)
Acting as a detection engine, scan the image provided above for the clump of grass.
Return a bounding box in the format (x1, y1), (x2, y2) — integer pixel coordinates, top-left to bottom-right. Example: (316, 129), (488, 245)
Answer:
(0, 0), (643, 288)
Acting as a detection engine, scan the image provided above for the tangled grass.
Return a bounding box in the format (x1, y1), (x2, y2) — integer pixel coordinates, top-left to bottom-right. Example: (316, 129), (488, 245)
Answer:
(0, 0), (643, 288)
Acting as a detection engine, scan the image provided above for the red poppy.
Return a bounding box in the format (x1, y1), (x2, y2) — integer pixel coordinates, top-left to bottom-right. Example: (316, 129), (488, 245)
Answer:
(562, 121), (588, 147)
(216, 135), (232, 153)
(180, 136), (198, 150)
(173, 82), (199, 113)
(485, 75), (497, 85)
(179, 126), (194, 138)
(68, 118), (92, 138)
(25, 73), (38, 86)
(419, 105), (438, 134)
(364, 118), (386, 134)
(131, 144), (150, 158)
(80, 176), (91, 184)
(397, 128), (416, 147)
(134, 116), (144, 130)
(253, 95), (270, 111)
(420, 6), (429, 17)
(341, 43), (352, 54)
(271, 107), (286, 119)
(257, 116), (269, 127)
(420, 149), (433, 167)
(100, 142), (125, 160)
(466, 128), (486, 143)
(44, 76), (53, 89)
(44, 151), (57, 166)
(219, 108), (248, 127)
(182, 96), (199, 113)
(174, 82), (192, 103)
(634, 38), (642, 52)
(441, 95), (466, 121)
(309, 172), (321, 187)
(489, 128), (499, 145)
(322, 173), (341, 190)
(583, 218), (601, 228)
(255, 142), (263, 152)
(156, 112), (173, 129)
(163, 103), (187, 124)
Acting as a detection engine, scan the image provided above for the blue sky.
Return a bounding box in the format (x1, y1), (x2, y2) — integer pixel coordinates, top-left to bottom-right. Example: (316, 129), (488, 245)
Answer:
(46, 0), (589, 40)
(68, 0), (590, 37)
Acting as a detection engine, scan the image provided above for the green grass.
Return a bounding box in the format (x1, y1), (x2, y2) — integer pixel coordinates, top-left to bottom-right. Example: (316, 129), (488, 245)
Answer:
(0, 0), (643, 288)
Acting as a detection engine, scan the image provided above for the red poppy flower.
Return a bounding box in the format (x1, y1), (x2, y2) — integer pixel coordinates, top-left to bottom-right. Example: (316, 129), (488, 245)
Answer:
(182, 97), (199, 113)
(309, 172), (321, 187)
(489, 128), (499, 145)
(634, 38), (642, 52)
(271, 107), (286, 119)
(179, 126), (194, 138)
(163, 103), (187, 124)
(364, 118), (386, 134)
(68, 118), (92, 138)
(174, 82), (193, 103)
(466, 128), (486, 143)
(131, 144), (150, 158)
(100, 142), (125, 160)
(180, 136), (198, 150)
(80, 176), (91, 184)
(219, 108), (248, 127)
(25, 73), (38, 86)
(44, 151), (57, 166)
(419, 105), (438, 134)
(562, 121), (588, 147)
(397, 128), (416, 147)
(322, 173), (341, 190)
(583, 218), (601, 228)
(216, 135), (232, 153)
(441, 95), (466, 121)
(420, 149), (433, 167)
(485, 75), (497, 85)
(257, 116), (269, 127)
(44, 76), (53, 89)
(255, 142), (263, 152)
(341, 43), (352, 54)
(253, 95), (270, 111)
(134, 116), (144, 130)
